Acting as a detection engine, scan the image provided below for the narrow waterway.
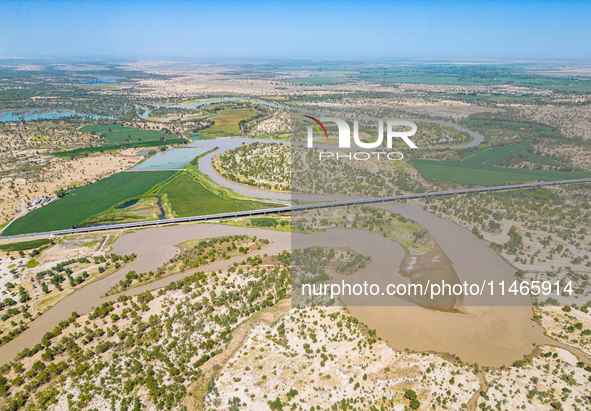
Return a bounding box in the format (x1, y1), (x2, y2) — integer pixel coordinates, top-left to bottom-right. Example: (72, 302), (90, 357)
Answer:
(0, 225), (290, 364)
(0, 204), (561, 368)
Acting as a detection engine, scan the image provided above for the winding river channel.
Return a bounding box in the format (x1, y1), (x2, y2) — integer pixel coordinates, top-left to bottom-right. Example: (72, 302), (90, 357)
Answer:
(2, 105), (586, 368)
(169, 97), (484, 201)
(151, 96), (484, 151)
(150, 116), (486, 202)
(0, 200), (578, 367)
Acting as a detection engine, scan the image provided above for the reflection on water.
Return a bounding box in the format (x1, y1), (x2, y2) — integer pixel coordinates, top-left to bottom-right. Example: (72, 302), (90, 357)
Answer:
(117, 199), (139, 209)
(0, 109), (114, 123)
(131, 146), (209, 170)
(79, 76), (123, 84)
(156, 196), (165, 220)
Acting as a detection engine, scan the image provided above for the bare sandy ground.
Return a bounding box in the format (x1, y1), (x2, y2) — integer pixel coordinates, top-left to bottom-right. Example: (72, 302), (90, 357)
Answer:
(480, 346), (591, 410)
(211, 305), (481, 410)
(0, 151), (142, 225)
(539, 305), (591, 356)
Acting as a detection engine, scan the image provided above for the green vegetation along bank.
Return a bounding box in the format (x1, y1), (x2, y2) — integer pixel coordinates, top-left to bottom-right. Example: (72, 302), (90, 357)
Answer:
(198, 106), (257, 138)
(78, 124), (178, 144)
(53, 138), (187, 159)
(160, 173), (273, 218)
(0, 239), (51, 251)
(413, 141), (591, 186)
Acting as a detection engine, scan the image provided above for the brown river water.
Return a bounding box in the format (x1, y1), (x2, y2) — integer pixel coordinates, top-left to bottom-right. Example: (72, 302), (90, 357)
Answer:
(0, 204), (559, 367)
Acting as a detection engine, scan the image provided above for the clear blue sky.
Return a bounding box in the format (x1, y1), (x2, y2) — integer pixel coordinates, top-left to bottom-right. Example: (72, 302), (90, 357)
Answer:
(1, 0), (590, 60)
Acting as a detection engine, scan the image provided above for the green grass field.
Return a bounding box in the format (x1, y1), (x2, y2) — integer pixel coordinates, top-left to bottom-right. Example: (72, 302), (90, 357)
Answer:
(79, 124), (178, 144)
(3, 171), (176, 235)
(160, 174), (270, 217)
(413, 141), (591, 186)
(53, 138), (187, 158)
(459, 119), (554, 134)
(524, 152), (558, 166)
(459, 119), (556, 140)
(199, 107), (257, 138)
(353, 67), (591, 93)
(460, 141), (533, 165)
(0, 239), (51, 251)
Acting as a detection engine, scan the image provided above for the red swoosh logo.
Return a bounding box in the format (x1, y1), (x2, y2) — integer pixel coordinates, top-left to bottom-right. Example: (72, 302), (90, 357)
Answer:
(304, 115), (328, 139)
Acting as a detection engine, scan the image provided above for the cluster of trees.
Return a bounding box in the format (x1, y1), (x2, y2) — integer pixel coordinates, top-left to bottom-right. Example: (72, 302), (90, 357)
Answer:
(190, 118), (213, 133)
(32, 254), (135, 296)
(249, 217), (288, 228)
(477, 116), (562, 141)
(292, 149), (427, 196)
(109, 236), (262, 294)
(0, 253), (136, 348)
(404, 389), (421, 410)
(214, 142), (289, 191)
(0, 250), (292, 410)
(430, 186), (591, 268)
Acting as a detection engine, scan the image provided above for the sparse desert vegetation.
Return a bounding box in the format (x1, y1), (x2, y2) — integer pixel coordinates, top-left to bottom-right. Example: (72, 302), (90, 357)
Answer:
(2, 57), (591, 411)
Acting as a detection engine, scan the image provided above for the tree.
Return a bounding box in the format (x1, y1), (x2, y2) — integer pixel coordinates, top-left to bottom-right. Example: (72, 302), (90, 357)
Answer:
(404, 389), (420, 410)
(19, 292), (30, 303)
(228, 397), (242, 411)
(268, 397), (283, 411)
(0, 376), (8, 396)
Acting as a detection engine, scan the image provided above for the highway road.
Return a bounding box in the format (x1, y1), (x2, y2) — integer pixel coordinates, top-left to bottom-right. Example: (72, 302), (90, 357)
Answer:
(2, 177), (591, 242)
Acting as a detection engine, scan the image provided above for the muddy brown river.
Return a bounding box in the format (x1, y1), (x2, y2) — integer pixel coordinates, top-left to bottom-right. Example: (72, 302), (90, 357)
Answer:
(0, 225), (291, 364)
(0, 204), (560, 367)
